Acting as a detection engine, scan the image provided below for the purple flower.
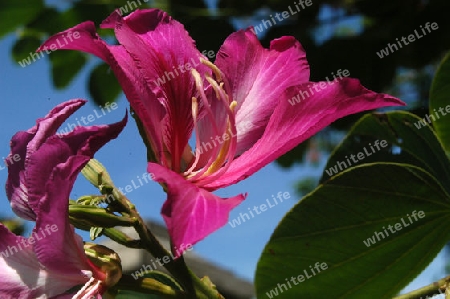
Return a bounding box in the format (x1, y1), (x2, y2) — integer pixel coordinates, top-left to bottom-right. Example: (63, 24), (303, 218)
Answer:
(1, 99), (126, 298)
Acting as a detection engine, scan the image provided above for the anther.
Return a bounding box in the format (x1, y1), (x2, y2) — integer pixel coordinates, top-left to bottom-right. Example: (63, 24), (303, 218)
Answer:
(200, 58), (223, 82)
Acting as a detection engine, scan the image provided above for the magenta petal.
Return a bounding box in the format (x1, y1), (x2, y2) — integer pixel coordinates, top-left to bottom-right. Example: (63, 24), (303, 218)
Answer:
(27, 99), (86, 154)
(148, 163), (246, 251)
(215, 29), (310, 154)
(6, 100), (126, 220)
(0, 99), (126, 297)
(0, 224), (40, 298)
(38, 20), (167, 163)
(6, 99), (86, 220)
(37, 21), (110, 60)
(51, 294), (79, 299)
(22, 111), (127, 215)
(33, 155), (94, 276)
(106, 9), (209, 170)
(0, 225), (87, 299)
(205, 78), (405, 190)
(102, 9), (206, 87)
(8, 110), (128, 280)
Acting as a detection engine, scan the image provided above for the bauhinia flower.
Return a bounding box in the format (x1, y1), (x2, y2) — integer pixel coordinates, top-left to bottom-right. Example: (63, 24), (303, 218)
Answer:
(39, 9), (405, 251)
(1, 99), (126, 298)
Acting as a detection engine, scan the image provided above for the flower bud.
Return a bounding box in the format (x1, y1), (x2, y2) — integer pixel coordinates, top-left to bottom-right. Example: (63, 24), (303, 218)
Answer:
(68, 204), (136, 227)
(84, 243), (122, 287)
(81, 159), (114, 188)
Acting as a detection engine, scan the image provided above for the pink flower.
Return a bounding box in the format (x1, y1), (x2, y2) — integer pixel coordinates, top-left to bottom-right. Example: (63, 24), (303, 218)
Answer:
(39, 9), (405, 251)
(1, 99), (126, 298)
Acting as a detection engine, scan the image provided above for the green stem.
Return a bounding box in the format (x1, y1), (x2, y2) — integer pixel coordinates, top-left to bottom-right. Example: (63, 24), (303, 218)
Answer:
(102, 227), (141, 248)
(393, 275), (449, 299)
(114, 191), (222, 299)
(80, 159), (222, 298)
(114, 274), (187, 298)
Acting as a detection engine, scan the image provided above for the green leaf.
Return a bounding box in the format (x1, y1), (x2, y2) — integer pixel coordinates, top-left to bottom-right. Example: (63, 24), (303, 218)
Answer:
(429, 51), (450, 153)
(255, 163), (450, 299)
(0, 0), (44, 38)
(27, 7), (62, 33)
(88, 63), (122, 106)
(320, 111), (450, 195)
(11, 36), (42, 64)
(49, 50), (87, 89)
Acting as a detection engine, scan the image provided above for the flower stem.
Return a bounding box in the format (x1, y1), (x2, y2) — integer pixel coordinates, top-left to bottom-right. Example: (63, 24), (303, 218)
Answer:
(392, 275), (449, 299)
(102, 227), (141, 248)
(80, 159), (222, 298)
(115, 191), (222, 299)
(115, 275), (187, 298)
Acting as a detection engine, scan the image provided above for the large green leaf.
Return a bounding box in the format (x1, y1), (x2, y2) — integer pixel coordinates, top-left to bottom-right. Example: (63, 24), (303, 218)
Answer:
(27, 7), (64, 33)
(320, 111), (450, 195)
(430, 51), (450, 153)
(255, 163), (450, 299)
(0, 0), (44, 38)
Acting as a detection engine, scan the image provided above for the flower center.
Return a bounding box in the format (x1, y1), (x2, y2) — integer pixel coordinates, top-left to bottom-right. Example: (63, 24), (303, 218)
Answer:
(183, 58), (238, 185)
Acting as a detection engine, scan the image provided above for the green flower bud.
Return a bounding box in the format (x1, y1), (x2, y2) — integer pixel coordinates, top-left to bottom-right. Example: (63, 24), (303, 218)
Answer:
(84, 243), (122, 287)
(68, 204), (136, 228)
(82, 159), (114, 188)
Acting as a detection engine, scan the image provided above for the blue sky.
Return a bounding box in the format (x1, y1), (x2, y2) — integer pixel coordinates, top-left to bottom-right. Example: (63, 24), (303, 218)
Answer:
(0, 17), (446, 297)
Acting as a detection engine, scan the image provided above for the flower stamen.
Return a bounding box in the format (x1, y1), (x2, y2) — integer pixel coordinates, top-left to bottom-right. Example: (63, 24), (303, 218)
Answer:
(186, 62), (238, 184)
(185, 70), (222, 179)
(200, 58), (222, 82)
(184, 97), (202, 175)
